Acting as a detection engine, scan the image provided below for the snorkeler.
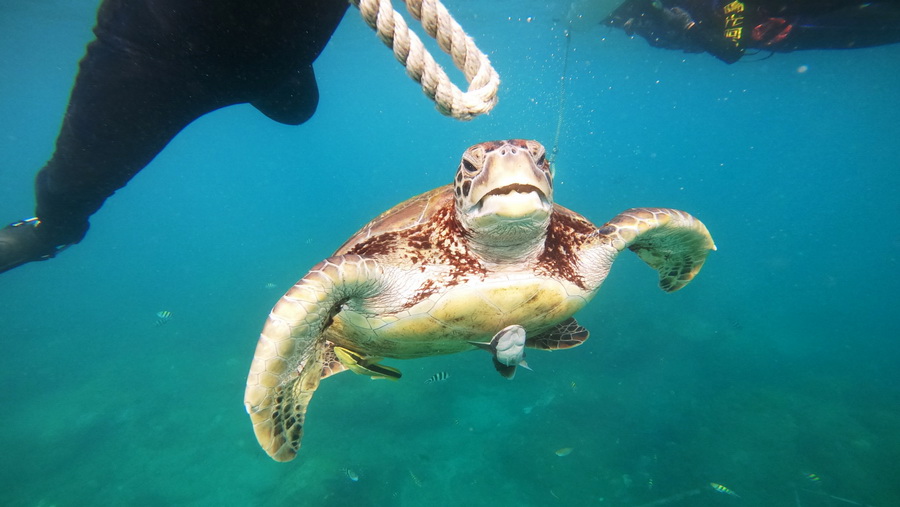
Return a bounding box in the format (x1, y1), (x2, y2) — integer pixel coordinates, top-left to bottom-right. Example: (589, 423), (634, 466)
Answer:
(603, 0), (900, 63)
(0, 0), (349, 274)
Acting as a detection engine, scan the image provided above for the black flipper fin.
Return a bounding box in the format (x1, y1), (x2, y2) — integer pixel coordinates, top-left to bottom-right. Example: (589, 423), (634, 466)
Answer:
(469, 341), (493, 353)
(250, 65), (319, 125)
(492, 357), (518, 379)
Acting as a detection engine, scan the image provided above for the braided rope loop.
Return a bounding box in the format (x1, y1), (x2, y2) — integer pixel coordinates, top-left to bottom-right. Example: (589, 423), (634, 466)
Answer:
(351, 0), (500, 121)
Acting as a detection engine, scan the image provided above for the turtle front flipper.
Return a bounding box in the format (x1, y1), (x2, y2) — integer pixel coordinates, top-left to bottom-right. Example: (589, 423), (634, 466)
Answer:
(598, 208), (716, 292)
(321, 342), (350, 379)
(244, 255), (385, 461)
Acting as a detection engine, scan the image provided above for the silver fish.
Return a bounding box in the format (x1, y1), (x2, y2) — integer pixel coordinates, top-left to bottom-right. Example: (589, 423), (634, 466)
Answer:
(424, 371), (450, 384)
(469, 324), (531, 379)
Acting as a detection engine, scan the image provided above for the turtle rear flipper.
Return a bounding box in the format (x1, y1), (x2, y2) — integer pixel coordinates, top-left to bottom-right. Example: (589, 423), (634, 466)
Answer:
(526, 318), (589, 350)
(600, 208), (716, 292)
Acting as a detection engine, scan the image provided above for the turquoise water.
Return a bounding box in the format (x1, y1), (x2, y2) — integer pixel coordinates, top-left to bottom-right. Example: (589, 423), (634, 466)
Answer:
(1, 1), (898, 505)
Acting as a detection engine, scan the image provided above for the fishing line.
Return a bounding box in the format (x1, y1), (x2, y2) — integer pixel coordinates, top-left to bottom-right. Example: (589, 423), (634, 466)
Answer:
(550, 26), (572, 169)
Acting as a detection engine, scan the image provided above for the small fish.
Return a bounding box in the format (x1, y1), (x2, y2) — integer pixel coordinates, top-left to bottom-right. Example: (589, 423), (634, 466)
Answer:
(264, 282), (277, 289)
(346, 469), (359, 482)
(424, 371), (450, 384)
(333, 346), (401, 381)
(555, 447), (573, 457)
(154, 310), (173, 326)
(803, 472), (821, 483)
(408, 469), (423, 487)
(710, 482), (740, 498)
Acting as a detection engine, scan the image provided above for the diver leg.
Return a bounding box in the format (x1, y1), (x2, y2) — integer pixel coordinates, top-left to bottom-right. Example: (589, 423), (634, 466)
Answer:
(772, 3), (900, 50)
(33, 35), (217, 242)
(3, 43), (221, 273)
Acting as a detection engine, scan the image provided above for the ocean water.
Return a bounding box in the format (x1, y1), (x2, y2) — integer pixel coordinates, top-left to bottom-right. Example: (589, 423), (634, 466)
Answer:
(1, 1), (898, 505)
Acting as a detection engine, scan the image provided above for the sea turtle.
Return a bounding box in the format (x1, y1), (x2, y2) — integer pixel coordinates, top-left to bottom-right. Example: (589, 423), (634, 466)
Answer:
(244, 139), (716, 461)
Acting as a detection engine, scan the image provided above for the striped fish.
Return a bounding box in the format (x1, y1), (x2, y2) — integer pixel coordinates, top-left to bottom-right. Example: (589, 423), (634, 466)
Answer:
(710, 482), (740, 498)
(154, 310), (173, 327)
(424, 371), (450, 384)
(408, 469), (423, 487)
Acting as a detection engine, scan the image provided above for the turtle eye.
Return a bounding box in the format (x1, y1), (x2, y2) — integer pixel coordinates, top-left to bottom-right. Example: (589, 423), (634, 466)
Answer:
(536, 153), (546, 166)
(462, 159), (478, 173)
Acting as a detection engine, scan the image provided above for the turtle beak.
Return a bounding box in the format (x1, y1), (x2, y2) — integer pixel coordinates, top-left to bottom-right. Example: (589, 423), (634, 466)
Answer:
(475, 184), (550, 220)
(468, 150), (552, 220)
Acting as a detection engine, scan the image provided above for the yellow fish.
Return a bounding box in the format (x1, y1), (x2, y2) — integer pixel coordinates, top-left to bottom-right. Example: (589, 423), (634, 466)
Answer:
(710, 482), (740, 497)
(555, 447), (573, 457)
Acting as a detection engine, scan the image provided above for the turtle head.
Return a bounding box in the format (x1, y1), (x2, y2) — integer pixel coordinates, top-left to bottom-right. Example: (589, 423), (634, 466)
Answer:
(454, 140), (554, 261)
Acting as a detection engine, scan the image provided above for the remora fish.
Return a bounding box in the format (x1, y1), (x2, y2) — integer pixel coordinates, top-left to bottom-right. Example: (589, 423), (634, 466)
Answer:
(333, 346), (401, 380)
(469, 324), (531, 379)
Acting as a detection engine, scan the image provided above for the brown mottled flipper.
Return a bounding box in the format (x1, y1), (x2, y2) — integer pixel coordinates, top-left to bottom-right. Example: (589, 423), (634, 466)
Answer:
(256, 343), (325, 461)
(320, 342), (349, 379)
(599, 208), (716, 292)
(526, 318), (590, 350)
(244, 255), (383, 461)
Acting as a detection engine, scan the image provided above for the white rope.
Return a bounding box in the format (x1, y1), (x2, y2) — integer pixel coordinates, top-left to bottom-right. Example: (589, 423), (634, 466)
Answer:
(350, 0), (500, 121)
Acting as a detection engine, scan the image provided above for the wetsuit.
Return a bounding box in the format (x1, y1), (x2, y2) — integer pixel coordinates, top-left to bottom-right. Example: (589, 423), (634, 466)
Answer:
(604, 0), (900, 63)
(0, 0), (348, 273)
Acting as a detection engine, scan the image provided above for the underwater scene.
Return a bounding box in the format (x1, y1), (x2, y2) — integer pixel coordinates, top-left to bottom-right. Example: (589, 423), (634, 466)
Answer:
(1, 0), (898, 505)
